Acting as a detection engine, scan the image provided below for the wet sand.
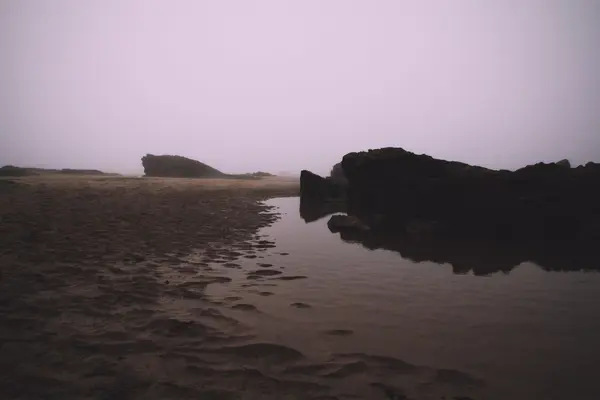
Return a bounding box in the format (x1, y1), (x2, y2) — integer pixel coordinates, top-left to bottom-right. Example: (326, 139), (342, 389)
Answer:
(0, 175), (316, 399)
(0, 176), (493, 399)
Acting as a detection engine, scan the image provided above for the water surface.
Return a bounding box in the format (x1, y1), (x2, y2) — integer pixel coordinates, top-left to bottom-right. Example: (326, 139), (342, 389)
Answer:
(207, 197), (600, 399)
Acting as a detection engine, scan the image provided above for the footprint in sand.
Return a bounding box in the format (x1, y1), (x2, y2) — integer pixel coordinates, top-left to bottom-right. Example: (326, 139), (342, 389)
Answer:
(224, 296), (243, 302)
(279, 252), (290, 256)
(257, 263), (273, 268)
(290, 302), (311, 309)
(258, 291), (274, 297)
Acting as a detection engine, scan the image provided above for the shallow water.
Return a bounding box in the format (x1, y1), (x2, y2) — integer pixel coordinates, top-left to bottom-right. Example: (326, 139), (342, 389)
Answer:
(205, 197), (600, 399)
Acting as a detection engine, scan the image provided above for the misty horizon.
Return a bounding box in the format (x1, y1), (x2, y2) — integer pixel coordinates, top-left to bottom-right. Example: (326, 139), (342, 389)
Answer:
(1, 1), (599, 176)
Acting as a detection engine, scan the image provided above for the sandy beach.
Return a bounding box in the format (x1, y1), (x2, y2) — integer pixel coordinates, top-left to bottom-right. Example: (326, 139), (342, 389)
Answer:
(0, 175), (316, 399)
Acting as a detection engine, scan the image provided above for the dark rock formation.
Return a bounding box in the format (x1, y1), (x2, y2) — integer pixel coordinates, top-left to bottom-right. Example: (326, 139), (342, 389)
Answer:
(299, 170), (345, 200)
(340, 147), (600, 242)
(327, 215), (369, 232)
(0, 166), (33, 177)
(329, 162), (348, 185)
(0, 166), (116, 177)
(59, 169), (108, 175)
(142, 154), (225, 178)
(250, 171), (274, 177)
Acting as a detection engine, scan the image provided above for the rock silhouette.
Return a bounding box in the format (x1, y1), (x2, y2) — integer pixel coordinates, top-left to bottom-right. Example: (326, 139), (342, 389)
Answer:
(299, 146), (600, 274)
(337, 147), (600, 242)
(142, 154), (226, 178)
(299, 170), (345, 199)
(0, 165), (116, 177)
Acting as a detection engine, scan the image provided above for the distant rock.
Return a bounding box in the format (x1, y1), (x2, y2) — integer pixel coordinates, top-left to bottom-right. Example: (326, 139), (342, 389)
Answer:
(0, 166), (34, 177)
(250, 171), (274, 177)
(58, 169), (111, 175)
(556, 159), (571, 168)
(141, 154), (226, 178)
(0, 165), (116, 177)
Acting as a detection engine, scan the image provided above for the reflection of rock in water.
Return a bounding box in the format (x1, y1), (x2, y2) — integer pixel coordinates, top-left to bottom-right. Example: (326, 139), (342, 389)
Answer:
(299, 194), (345, 223)
(326, 216), (600, 276)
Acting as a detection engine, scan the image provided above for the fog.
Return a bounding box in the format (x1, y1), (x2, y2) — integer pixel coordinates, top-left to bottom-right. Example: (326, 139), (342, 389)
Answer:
(1, 0), (599, 176)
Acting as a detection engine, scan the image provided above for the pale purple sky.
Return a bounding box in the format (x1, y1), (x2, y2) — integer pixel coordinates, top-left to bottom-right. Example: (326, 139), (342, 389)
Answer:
(1, 1), (599, 175)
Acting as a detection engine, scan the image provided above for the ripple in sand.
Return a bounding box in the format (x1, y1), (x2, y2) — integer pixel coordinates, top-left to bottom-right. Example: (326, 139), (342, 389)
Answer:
(248, 269), (282, 276)
(258, 291), (274, 297)
(223, 262), (241, 269)
(332, 353), (418, 374)
(255, 244), (276, 249)
(224, 296), (243, 302)
(370, 382), (407, 399)
(271, 275), (307, 281)
(323, 361), (368, 378)
(244, 255), (258, 259)
(435, 369), (484, 386)
(210, 342), (304, 363)
(290, 302), (311, 309)
(257, 263), (273, 268)
(231, 303), (258, 312)
(323, 329), (354, 336)
(144, 318), (214, 338)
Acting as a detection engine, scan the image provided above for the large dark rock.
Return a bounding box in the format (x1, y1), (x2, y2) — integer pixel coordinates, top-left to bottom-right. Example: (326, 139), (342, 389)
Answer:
(327, 215), (369, 233)
(299, 170), (345, 200)
(329, 162), (348, 185)
(142, 154), (226, 178)
(339, 147), (600, 242)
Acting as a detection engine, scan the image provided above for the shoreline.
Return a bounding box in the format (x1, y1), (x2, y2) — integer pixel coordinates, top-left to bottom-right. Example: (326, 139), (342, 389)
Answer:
(0, 175), (304, 399)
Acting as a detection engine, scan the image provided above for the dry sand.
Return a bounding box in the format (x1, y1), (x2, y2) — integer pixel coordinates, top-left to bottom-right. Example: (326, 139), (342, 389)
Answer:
(0, 175), (332, 399)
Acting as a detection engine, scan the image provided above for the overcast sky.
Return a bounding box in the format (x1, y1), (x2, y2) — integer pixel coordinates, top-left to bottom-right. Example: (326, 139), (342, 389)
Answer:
(1, 1), (599, 175)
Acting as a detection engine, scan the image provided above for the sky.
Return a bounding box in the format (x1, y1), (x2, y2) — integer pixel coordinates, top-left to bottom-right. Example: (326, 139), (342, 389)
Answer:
(1, 0), (599, 175)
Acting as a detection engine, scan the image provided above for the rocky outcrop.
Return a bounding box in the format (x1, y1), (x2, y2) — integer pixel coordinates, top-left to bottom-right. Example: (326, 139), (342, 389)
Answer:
(0, 166), (33, 177)
(0, 165), (116, 177)
(142, 154), (225, 178)
(299, 170), (345, 200)
(338, 147), (600, 242)
(329, 163), (348, 185)
(327, 215), (369, 233)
